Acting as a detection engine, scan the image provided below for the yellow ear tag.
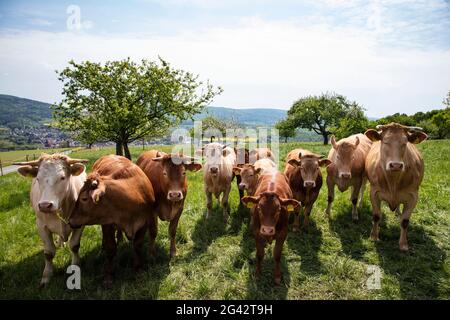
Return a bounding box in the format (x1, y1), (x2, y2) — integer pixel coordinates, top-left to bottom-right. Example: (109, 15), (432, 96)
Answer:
(95, 194), (100, 203)
(287, 204), (294, 212)
(246, 202), (254, 209)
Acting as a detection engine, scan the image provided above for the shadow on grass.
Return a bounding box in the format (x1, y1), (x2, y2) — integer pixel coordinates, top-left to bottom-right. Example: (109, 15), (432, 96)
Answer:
(374, 220), (447, 299)
(328, 202), (373, 262)
(0, 238), (171, 299)
(287, 213), (324, 276)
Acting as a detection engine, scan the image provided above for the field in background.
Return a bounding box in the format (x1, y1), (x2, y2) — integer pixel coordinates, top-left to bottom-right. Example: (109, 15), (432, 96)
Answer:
(0, 141), (448, 299)
(0, 148), (73, 167)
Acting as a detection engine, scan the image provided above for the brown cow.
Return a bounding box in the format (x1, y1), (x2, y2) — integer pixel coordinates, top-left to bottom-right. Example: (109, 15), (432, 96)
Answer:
(241, 171), (300, 285)
(249, 147), (275, 164)
(233, 158), (277, 196)
(326, 133), (372, 221)
(69, 155), (155, 287)
(136, 150), (202, 258)
(284, 148), (331, 231)
(365, 123), (427, 251)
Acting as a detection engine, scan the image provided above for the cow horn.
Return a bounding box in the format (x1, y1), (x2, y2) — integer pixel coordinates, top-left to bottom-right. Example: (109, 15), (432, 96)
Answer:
(375, 125), (386, 130)
(13, 160), (41, 166)
(66, 158), (89, 165)
(222, 144), (230, 149)
(406, 126), (424, 132)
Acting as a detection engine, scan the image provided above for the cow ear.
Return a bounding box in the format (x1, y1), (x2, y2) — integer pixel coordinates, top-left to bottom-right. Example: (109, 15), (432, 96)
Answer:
(185, 162), (202, 172)
(365, 129), (381, 142)
(232, 166), (242, 175)
(280, 198), (300, 212)
(407, 131), (427, 144)
(319, 159), (332, 167)
(255, 167), (263, 175)
(17, 165), (38, 178)
(287, 159), (300, 167)
(331, 135), (338, 149)
(241, 196), (259, 209)
(70, 163), (85, 176)
(89, 181), (106, 204)
(222, 148), (231, 157)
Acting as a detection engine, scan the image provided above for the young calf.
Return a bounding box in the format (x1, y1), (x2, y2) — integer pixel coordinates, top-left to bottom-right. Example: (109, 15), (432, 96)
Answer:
(197, 143), (236, 222)
(326, 133), (372, 221)
(233, 158), (277, 196)
(14, 154), (88, 288)
(242, 171), (300, 285)
(69, 155), (155, 287)
(365, 123), (427, 251)
(284, 149), (330, 231)
(136, 150), (202, 258)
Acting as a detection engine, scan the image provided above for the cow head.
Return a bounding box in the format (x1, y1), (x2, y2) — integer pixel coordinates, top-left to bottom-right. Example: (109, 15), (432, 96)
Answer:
(288, 152), (330, 188)
(365, 123), (427, 172)
(242, 192), (300, 237)
(331, 135), (360, 180)
(196, 142), (231, 177)
(152, 153), (202, 202)
(69, 173), (107, 228)
(15, 154), (87, 214)
(233, 164), (261, 191)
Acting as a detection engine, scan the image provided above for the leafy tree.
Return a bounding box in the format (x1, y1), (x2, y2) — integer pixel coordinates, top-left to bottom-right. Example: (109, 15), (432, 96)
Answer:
(275, 119), (296, 143)
(431, 108), (450, 139)
(53, 58), (222, 159)
(286, 92), (367, 144)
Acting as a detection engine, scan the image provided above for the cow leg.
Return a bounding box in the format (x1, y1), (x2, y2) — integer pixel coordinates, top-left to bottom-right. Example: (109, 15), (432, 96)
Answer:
(255, 237), (265, 280)
(369, 189), (382, 241)
(399, 199), (416, 251)
(221, 184), (231, 223)
(273, 233), (287, 285)
(351, 178), (363, 221)
(168, 209), (182, 258)
(326, 175), (335, 217)
(69, 226), (83, 266)
(303, 203), (313, 231)
(132, 226), (146, 273)
(206, 191), (213, 219)
(101, 224), (117, 288)
(37, 225), (56, 288)
(358, 178), (367, 210)
(292, 206), (301, 232)
(148, 214), (158, 258)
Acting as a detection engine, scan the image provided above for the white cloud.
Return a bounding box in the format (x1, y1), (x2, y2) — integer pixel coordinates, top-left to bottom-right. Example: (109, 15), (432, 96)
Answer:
(30, 18), (52, 26)
(0, 17), (449, 116)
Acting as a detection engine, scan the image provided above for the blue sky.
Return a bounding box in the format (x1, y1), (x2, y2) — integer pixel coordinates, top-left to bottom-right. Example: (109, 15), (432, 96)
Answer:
(0, 0), (449, 117)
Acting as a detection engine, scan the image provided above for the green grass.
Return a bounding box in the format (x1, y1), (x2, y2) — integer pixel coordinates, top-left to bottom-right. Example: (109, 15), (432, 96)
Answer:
(0, 148), (73, 166)
(0, 141), (449, 299)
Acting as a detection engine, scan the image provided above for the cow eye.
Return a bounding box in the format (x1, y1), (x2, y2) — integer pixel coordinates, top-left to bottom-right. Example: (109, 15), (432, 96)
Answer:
(163, 171), (167, 176)
(61, 177), (66, 180)
(182, 171), (186, 176)
(81, 197), (88, 202)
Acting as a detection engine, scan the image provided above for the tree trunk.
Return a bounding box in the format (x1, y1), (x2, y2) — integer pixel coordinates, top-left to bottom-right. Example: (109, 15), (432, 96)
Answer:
(323, 133), (329, 145)
(116, 141), (124, 156)
(123, 142), (132, 160)
(284, 137), (288, 143)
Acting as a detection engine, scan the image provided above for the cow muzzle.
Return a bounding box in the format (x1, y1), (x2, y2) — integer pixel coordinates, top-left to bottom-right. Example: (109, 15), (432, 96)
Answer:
(238, 183), (247, 190)
(38, 201), (56, 213)
(387, 161), (404, 171)
(303, 180), (316, 188)
(339, 172), (351, 179)
(260, 225), (275, 236)
(167, 191), (184, 201)
(209, 167), (219, 175)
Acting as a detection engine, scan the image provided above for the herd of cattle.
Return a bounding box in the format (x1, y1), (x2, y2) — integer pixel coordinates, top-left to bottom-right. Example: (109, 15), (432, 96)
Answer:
(13, 122), (428, 288)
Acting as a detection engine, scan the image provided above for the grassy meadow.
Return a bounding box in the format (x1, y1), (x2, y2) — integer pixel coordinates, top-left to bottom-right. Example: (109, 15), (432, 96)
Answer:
(0, 141), (449, 299)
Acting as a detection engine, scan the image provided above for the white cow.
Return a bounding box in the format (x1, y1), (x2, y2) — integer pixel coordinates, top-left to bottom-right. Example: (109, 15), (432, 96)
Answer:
(197, 143), (236, 222)
(14, 154), (88, 287)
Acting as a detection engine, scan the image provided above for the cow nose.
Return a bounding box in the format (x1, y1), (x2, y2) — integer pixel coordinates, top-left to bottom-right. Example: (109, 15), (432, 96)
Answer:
(304, 181), (315, 188)
(38, 201), (55, 212)
(340, 172), (351, 179)
(260, 226), (275, 236)
(210, 167), (218, 174)
(238, 183), (246, 190)
(168, 191), (183, 200)
(388, 161), (404, 171)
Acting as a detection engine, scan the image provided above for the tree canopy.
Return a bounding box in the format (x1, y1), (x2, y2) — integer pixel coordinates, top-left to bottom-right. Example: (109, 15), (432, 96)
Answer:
(52, 58), (222, 159)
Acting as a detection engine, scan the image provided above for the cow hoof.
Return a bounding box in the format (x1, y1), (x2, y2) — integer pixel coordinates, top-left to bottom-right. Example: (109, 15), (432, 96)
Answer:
(399, 244), (409, 252)
(103, 278), (113, 289)
(352, 216), (359, 223)
(370, 234), (380, 242)
(274, 277), (281, 285)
